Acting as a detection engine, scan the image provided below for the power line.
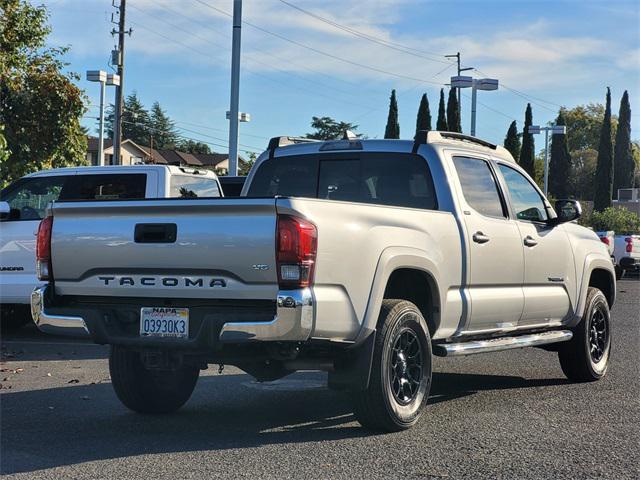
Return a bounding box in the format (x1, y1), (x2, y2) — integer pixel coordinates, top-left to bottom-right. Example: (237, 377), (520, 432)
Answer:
(192, 0), (447, 86)
(276, 0), (453, 64)
(127, 17), (379, 111)
(152, 0), (386, 96)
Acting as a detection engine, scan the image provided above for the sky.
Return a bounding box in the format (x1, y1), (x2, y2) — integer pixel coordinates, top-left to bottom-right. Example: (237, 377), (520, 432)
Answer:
(42, 0), (640, 156)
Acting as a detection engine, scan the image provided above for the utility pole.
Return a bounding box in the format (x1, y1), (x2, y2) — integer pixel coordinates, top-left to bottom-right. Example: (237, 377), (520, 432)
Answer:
(227, 0), (242, 177)
(445, 52), (473, 133)
(111, 0), (131, 165)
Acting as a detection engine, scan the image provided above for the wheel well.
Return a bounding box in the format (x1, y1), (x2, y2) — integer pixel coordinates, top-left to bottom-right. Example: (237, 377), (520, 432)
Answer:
(589, 268), (615, 307)
(383, 268), (440, 335)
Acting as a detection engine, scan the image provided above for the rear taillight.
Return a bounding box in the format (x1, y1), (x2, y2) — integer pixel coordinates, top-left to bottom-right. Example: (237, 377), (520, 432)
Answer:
(36, 216), (53, 281)
(625, 237), (633, 253)
(276, 214), (317, 289)
(600, 236), (610, 246)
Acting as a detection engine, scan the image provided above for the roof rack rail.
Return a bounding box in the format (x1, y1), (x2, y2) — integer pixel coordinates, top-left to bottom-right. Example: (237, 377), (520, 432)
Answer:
(413, 130), (497, 152)
(267, 136), (319, 158)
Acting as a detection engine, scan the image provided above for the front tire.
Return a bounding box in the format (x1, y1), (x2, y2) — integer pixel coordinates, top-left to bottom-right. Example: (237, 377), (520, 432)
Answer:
(351, 300), (432, 432)
(109, 346), (199, 414)
(558, 287), (611, 382)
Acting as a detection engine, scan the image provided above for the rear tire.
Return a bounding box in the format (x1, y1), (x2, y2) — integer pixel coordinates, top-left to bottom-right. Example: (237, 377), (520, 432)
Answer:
(351, 300), (432, 432)
(558, 287), (611, 382)
(109, 346), (199, 414)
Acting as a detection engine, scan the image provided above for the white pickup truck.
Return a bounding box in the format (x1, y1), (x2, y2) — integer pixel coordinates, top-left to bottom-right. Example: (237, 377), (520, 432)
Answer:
(30, 132), (615, 432)
(0, 165), (221, 329)
(613, 235), (640, 278)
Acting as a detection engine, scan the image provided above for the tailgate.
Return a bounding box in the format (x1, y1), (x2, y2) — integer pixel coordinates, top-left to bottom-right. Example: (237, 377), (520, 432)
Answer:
(50, 198), (278, 299)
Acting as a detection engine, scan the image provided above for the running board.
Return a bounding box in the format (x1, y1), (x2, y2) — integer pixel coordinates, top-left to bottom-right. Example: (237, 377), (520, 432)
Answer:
(433, 330), (573, 357)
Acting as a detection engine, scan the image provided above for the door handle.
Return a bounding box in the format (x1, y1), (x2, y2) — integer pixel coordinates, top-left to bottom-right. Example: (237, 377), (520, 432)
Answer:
(524, 235), (538, 247)
(472, 231), (490, 244)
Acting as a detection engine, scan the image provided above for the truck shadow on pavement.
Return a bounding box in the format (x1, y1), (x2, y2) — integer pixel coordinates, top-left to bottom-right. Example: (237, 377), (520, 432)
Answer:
(0, 370), (568, 475)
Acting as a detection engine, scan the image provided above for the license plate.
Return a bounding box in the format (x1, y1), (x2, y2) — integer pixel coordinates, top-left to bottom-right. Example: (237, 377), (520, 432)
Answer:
(140, 307), (189, 338)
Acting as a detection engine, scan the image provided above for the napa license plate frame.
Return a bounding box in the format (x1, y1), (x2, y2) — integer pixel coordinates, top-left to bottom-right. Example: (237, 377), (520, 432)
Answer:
(140, 307), (189, 339)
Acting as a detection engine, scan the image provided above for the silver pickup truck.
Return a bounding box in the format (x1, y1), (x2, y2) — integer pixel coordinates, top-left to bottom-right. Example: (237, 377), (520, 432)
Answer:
(31, 132), (615, 432)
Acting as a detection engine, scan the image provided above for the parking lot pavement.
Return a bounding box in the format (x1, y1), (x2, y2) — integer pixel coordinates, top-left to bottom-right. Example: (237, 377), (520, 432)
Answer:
(1, 279), (638, 480)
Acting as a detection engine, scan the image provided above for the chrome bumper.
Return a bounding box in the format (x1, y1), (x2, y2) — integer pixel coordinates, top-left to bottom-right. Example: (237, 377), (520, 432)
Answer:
(218, 288), (314, 342)
(31, 285), (314, 342)
(31, 286), (90, 337)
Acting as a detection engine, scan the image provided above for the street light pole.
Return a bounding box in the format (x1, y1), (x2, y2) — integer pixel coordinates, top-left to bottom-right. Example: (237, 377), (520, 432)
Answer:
(470, 81), (478, 137)
(87, 70), (107, 166)
(227, 0), (242, 177)
(528, 125), (567, 195)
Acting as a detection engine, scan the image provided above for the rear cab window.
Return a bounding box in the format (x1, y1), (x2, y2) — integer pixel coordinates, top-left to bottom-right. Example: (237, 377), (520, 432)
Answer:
(247, 153), (438, 210)
(169, 175), (221, 198)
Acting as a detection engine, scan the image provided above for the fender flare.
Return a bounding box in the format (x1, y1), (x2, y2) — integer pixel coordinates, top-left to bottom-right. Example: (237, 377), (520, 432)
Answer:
(572, 253), (616, 324)
(352, 246), (443, 347)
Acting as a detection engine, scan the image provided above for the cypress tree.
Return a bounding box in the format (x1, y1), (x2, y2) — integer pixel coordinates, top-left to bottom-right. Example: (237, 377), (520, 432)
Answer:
(548, 111), (572, 199)
(415, 93), (432, 137)
(594, 88), (614, 211)
(520, 103), (535, 178)
(613, 90), (634, 195)
(446, 88), (461, 133)
(436, 89), (448, 131)
(384, 89), (400, 139)
(504, 120), (521, 162)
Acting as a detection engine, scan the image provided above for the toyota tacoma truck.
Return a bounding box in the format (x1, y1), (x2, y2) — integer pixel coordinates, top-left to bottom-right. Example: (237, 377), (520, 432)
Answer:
(31, 132), (615, 432)
(0, 165), (221, 330)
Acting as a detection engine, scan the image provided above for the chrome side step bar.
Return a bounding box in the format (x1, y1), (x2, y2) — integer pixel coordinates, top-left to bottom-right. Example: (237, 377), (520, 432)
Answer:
(433, 330), (573, 357)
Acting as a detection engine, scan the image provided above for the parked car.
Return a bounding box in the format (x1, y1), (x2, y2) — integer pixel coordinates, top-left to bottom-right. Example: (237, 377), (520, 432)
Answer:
(31, 132), (615, 432)
(0, 165), (221, 330)
(613, 234), (640, 278)
(218, 175), (246, 197)
(596, 230), (615, 257)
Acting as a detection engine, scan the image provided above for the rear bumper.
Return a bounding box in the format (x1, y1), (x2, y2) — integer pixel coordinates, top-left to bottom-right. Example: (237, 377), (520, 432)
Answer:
(619, 256), (640, 270)
(31, 287), (90, 337)
(30, 286), (313, 345)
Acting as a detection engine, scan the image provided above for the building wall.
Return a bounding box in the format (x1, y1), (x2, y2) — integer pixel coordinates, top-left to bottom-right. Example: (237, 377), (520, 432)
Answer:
(101, 143), (146, 166)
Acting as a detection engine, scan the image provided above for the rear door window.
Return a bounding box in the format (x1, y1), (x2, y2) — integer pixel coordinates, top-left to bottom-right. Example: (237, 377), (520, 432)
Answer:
(248, 153), (437, 210)
(169, 175), (221, 198)
(453, 156), (506, 218)
(58, 174), (147, 200)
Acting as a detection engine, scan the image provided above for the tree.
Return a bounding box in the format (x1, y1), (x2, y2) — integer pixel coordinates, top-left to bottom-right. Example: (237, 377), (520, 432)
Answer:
(519, 103), (536, 178)
(446, 88), (461, 133)
(415, 93), (432, 137)
(593, 88), (614, 212)
(613, 91), (634, 195)
(0, 0), (87, 187)
(436, 89), (448, 131)
(384, 89), (400, 139)
(104, 92), (151, 145)
(504, 120), (521, 162)
(177, 139), (211, 154)
(150, 101), (178, 149)
(561, 103), (617, 153)
(548, 111), (572, 199)
(305, 116), (359, 140)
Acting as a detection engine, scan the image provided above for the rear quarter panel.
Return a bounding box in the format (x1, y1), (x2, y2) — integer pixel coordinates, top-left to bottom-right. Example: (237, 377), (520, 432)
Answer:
(276, 197), (462, 342)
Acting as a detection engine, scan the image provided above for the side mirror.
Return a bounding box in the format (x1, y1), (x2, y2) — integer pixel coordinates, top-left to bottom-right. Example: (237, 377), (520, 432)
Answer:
(0, 201), (10, 221)
(552, 199), (582, 225)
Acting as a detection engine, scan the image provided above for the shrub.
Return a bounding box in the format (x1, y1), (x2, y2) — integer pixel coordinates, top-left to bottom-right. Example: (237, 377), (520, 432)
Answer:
(586, 206), (640, 234)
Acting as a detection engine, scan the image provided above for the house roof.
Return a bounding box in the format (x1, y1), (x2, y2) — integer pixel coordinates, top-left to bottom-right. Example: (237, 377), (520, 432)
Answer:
(87, 136), (246, 168)
(87, 136), (113, 151)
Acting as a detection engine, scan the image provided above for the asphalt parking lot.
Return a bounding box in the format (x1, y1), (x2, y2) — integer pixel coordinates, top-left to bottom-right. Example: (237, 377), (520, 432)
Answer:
(1, 278), (638, 479)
